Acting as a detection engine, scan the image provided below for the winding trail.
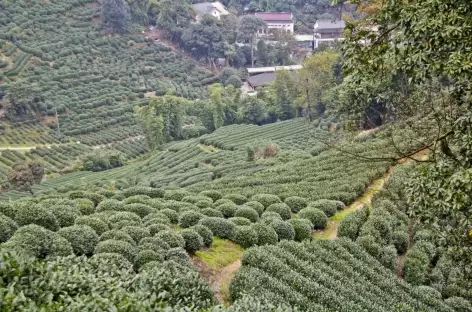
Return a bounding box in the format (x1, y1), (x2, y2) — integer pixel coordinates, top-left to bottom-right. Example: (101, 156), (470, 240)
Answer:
(211, 260), (242, 304)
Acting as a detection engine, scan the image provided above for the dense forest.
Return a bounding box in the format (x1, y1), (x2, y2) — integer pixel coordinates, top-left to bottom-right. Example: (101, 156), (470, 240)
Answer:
(0, 0), (472, 311)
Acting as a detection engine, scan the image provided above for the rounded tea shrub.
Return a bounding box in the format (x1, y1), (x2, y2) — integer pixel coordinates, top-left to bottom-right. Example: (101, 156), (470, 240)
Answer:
(229, 217), (252, 226)
(165, 247), (191, 265)
(251, 223), (278, 245)
(178, 211), (205, 228)
(223, 194), (248, 205)
(123, 195), (151, 205)
(96, 199), (125, 212)
(0, 213), (18, 243)
(217, 203), (238, 218)
(196, 200), (212, 208)
(58, 225), (99, 256)
(265, 203), (291, 220)
(156, 230), (185, 248)
(214, 199), (235, 207)
(139, 236), (171, 252)
(199, 217), (235, 239)
(234, 207), (259, 223)
(198, 190), (222, 201)
(108, 212), (141, 228)
(200, 208), (224, 218)
(298, 208), (328, 230)
(163, 189), (190, 201)
(121, 186), (164, 198)
(0, 202), (15, 219)
(147, 223), (171, 236)
(180, 228), (204, 253)
(49, 235), (74, 257)
(73, 198), (95, 215)
(159, 208), (179, 224)
(182, 195), (213, 205)
(391, 230), (409, 254)
(91, 252), (133, 269)
(270, 220), (295, 241)
(2, 224), (54, 258)
(50, 204), (82, 227)
(134, 249), (161, 270)
(308, 200), (339, 217)
(284, 196), (308, 213)
(100, 229), (136, 246)
(244, 201), (264, 216)
(289, 219), (312, 241)
(232, 226), (258, 248)
(143, 212), (171, 224)
(124, 203), (154, 218)
(75, 216), (109, 236)
(121, 226), (151, 244)
(445, 297), (472, 312)
(94, 239), (137, 262)
(190, 224), (213, 246)
(14, 203), (59, 231)
(250, 194), (281, 208)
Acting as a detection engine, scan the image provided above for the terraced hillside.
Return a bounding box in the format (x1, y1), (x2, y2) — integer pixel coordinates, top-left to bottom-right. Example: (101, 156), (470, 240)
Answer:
(0, 0), (217, 146)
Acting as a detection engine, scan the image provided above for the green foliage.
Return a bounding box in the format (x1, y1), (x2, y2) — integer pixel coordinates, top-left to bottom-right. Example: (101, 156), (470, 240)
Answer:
(244, 201), (265, 216)
(284, 196), (308, 213)
(217, 202), (239, 218)
(251, 194), (282, 208)
(7, 161), (44, 191)
(75, 216), (109, 236)
(102, 0), (131, 34)
(308, 199), (342, 217)
(0, 213), (18, 243)
(155, 230), (185, 248)
(58, 225), (99, 256)
(73, 198), (95, 215)
(270, 220), (295, 241)
(200, 208), (224, 218)
(14, 203), (59, 231)
(94, 239), (138, 262)
(338, 207), (369, 241)
(180, 228), (204, 253)
(298, 208), (327, 230)
(232, 226), (258, 248)
(100, 229), (136, 246)
(289, 219), (312, 242)
(198, 190), (222, 202)
(234, 206), (259, 223)
(124, 203), (154, 218)
(229, 217), (252, 226)
(223, 194), (248, 205)
(199, 217), (235, 240)
(266, 203), (291, 220)
(190, 224), (213, 246)
(134, 249), (161, 270)
(83, 152), (125, 172)
(121, 225), (151, 244)
(178, 211), (205, 228)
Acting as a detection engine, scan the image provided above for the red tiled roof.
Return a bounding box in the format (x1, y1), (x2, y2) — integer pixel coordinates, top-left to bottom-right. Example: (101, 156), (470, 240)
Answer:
(255, 12), (292, 22)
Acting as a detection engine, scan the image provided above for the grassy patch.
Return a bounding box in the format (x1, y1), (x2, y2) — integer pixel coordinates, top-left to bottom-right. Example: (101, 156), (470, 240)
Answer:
(197, 144), (220, 153)
(313, 220), (338, 239)
(195, 237), (243, 271)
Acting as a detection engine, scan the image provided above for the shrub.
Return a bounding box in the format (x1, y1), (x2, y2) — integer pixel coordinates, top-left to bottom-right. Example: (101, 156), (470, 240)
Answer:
(108, 212), (142, 229)
(338, 208), (368, 240)
(200, 208), (224, 218)
(232, 226), (258, 248)
(180, 229), (204, 253)
(391, 230), (409, 253)
(73, 198), (95, 215)
(298, 208), (327, 230)
(94, 239), (137, 262)
(182, 195), (213, 205)
(0, 202), (15, 219)
(163, 189), (190, 201)
(217, 202), (238, 218)
(58, 225), (99, 256)
(123, 195), (151, 204)
(244, 201), (264, 216)
(14, 203), (59, 231)
(147, 224), (171, 236)
(308, 199), (339, 217)
(45, 204), (81, 226)
(223, 194), (248, 205)
(75, 216), (109, 235)
(2, 224), (55, 258)
(165, 247), (190, 265)
(156, 230), (185, 248)
(68, 191), (104, 206)
(270, 220), (295, 241)
(100, 230), (136, 245)
(284, 196), (308, 213)
(96, 199), (125, 212)
(414, 240), (436, 261)
(251, 223), (278, 245)
(159, 208), (179, 223)
(265, 203), (291, 220)
(289, 219), (312, 241)
(196, 200), (212, 208)
(199, 217), (235, 239)
(445, 297), (472, 312)
(234, 207), (259, 223)
(214, 199), (235, 207)
(143, 212), (171, 224)
(229, 217), (252, 226)
(121, 186), (164, 198)
(0, 214), (18, 243)
(178, 211), (205, 228)
(190, 224), (213, 246)
(121, 226), (151, 244)
(139, 236), (171, 251)
(125, 203), (154, 218)
(91, 252), (133, 269)
(251, 194), (282, 208)
(357, 235), (382, 258)
(198, 190), (222, 201)
(134, 249), (161, 270)
(49, 235), (74, 257)
(379, 245), (397, 271)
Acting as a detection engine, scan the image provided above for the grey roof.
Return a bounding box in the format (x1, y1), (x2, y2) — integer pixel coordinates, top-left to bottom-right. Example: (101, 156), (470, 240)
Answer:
(315, 19), (346, 30)
(247, 72), (276, 88)
(193, 2), (216, 15)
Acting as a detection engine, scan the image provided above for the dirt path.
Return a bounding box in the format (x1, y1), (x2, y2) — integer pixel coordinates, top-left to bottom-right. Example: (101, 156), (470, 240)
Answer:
(211, 260), (241, 303)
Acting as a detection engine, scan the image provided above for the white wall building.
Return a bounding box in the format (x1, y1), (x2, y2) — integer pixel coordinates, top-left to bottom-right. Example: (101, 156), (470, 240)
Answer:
(254, 12), (294, 36)
(193, 2), (229, 22)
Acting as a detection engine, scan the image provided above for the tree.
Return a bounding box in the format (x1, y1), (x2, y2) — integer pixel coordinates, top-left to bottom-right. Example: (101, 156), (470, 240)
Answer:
(273, 70), (295, 120)
(295, 50), (339, 119)
(102, 0), (131, 34)
(238, 16), (265, 67)
(156, 0), (193, 42)
(7, 162), (44, 191)
(342, 0), (472, 287)
(209, 84), (225, 129)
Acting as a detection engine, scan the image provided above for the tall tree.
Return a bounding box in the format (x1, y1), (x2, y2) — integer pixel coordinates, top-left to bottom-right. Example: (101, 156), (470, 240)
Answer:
(7, 162), (44, 192)
(101, 0), (131, 34)
(238, 16), (265, 67)
(209, 84), (225, 129)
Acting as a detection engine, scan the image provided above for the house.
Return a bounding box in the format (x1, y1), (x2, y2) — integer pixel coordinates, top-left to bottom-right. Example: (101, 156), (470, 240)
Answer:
(314, 19), (345, 39)
(246, 72), (276, 91)
(244, 65), (302, 94)
(193, 2), (229, 22)
(254, 12), (294, 36)
(246, 65), (302, 75)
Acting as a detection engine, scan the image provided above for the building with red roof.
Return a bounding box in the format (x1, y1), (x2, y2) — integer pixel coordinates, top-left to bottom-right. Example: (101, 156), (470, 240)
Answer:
(254, 12), (294, 36)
